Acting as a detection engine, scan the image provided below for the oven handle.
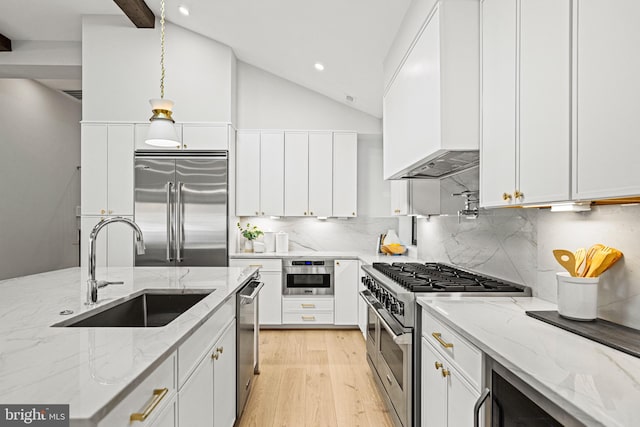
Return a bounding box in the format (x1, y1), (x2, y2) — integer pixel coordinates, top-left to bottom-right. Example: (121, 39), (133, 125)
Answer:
(474, 387), (490, 427)
(359, 291), (412, 345)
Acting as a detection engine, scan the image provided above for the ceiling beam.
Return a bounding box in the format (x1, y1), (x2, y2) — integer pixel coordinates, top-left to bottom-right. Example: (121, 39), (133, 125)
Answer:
(0, 33), (11, 52)
(113, 0), (155, 29)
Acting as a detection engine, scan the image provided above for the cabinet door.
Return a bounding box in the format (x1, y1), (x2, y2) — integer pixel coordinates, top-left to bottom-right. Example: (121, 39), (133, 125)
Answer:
(422, 338), (447, 427)
(574, 0), (640, 199)
(334, 260), (359, 325)
(390, 180), (409, 215)
(149, 396), (177, 427)
(333, 132), (357, 217)
(308, 131), (333, 217)
(81, 124), (108, 215)
(518, 0), (571, 204)
(259, 271), (282, 325)
(480, 0), (517, 207)
(260, 131), (285, 216)
(107, 215), (135, 267)
(213, 321), (236, 427)
(178, 355), (214, 427)
(182, 124), (228, 150)
(107, 124), (134, 215)
(284, 132), (309, 216)
(236, 131), (261, 216)
(446, 363), (480, 427)
(80, 216), (107, 269)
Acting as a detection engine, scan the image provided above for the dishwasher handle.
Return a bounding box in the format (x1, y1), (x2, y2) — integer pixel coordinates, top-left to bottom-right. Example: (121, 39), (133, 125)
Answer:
(240, 281), (264, 304)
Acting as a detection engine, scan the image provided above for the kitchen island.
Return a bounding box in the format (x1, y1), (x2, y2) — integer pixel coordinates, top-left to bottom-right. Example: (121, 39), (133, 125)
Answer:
(0, 266), (257, 426)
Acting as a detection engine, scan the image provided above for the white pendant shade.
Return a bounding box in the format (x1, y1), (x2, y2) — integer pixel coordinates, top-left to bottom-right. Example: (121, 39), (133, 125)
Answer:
(145, 98), (180, 147)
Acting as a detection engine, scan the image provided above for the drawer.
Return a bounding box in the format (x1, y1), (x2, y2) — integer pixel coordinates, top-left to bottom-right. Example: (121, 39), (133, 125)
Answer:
(422, 308), (482, 391)
(282, 296), (334, 312)
(178, 296), (234, 387)
(283, 312), (334, 324)
(229, 258), (282, 272)
(98, 352), (176, 427)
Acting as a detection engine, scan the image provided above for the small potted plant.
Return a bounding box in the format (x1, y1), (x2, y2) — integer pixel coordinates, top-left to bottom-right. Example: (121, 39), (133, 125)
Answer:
(237, 222), (264, 252)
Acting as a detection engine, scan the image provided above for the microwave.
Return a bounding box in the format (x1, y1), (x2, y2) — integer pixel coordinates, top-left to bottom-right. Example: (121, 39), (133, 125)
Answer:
(282, 259), (334, 295)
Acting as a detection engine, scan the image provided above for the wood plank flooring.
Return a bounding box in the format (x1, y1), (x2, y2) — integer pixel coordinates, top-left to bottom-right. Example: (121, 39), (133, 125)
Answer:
(237, 329), (395, 427)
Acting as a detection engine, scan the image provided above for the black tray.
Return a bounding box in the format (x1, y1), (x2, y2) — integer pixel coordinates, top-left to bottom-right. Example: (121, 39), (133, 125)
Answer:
(525, 310), (640, 359)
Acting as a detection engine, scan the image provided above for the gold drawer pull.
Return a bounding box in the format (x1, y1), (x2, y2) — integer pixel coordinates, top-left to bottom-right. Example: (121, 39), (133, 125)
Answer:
(216, 346), (224, 354)
(301, 304), (316, 308)
(432, 332), (453, 349)
(249, 264), (263, 268)
(442, 368), (450, 378)
(302, 315), (316, 321)
(130, 388), (169, 421)
(434, 361), (443, 370)
(212, 352), (219, 360)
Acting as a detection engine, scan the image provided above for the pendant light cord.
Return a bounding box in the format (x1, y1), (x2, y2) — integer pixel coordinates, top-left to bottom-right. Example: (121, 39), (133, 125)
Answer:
(160, 0), (166, 99)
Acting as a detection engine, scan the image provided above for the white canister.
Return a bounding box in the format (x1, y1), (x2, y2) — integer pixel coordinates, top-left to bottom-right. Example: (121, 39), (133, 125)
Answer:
(263, 231), (276, 253)
(556, 272), (600, 321)
(275, 232), (289, 253)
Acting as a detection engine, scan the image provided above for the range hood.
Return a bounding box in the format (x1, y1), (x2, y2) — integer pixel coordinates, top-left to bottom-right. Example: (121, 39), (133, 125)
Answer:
(388, 150), (479, 180)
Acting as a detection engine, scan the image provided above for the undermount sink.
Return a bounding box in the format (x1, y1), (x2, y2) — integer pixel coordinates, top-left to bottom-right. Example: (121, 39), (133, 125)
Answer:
(54, 289), (215, 328)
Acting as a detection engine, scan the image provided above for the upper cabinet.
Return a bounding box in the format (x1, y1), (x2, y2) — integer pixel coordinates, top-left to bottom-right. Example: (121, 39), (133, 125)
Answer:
(238, 130), (357, 218)
(383, 0), (479, 180)
(134, 123), (230, 151)
(480, 0), (571, 207)
(81, 123), (134, 216)
(573, 0), (640, 199)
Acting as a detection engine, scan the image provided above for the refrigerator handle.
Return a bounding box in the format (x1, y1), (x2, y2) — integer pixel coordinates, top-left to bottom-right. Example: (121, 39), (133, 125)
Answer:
(176, 181), (184, 262)
(166, 182), (174, 262)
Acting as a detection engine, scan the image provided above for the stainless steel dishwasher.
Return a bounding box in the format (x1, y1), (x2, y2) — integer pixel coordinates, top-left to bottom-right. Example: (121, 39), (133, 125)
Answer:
(236, 278), (264, 419)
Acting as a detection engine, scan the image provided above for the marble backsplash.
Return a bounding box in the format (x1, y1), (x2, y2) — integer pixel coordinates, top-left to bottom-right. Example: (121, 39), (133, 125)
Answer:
(236, 216), (399, 254)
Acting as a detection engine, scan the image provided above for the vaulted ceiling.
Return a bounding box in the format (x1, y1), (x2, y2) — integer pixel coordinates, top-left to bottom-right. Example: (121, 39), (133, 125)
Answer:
(0, 0), (411, 117)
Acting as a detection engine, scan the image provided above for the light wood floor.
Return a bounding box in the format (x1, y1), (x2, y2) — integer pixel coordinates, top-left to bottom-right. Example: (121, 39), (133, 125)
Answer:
(237, 329), (395, 427)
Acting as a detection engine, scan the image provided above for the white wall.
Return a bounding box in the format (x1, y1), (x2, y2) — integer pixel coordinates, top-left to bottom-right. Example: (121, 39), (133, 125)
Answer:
(0, 79), (81, 280)
(358, 134), (390, 216)
(236, 61), (381, 133)
(82, 16), (235, 123)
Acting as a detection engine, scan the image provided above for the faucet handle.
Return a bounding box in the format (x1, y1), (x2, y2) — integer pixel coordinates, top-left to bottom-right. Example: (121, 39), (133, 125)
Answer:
(96, 280), (124, 289)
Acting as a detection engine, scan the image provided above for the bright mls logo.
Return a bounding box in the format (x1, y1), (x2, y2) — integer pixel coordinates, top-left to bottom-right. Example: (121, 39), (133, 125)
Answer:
(0, 405), (69, 426)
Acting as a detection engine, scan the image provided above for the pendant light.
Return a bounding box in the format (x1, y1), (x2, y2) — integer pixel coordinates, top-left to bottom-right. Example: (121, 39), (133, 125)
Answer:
(145, 0), (179, 147)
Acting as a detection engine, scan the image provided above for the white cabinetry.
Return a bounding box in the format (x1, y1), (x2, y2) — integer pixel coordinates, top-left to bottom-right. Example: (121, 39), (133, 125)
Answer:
(332, 132), (358, 217)
(480, 0), (571, 207)
(80, 216), (135, 268)
(421, 308), (483, 427)
(334, 260), (359, 326)
(284, 131), (310, 216)
(229, 258), (283, 325)
(573, 0), (640, 199)
(213, 321), (237, 427)
(358, 267), (366, 338)
(134, 123), (229, 151)
(383, 0), (479, 180)
(282, 296), (334, 325)
(390, 180), (440, 216)
(236, 131), (285, 217)
(81, 123), (134, 216)
(308, 132), (333, 217)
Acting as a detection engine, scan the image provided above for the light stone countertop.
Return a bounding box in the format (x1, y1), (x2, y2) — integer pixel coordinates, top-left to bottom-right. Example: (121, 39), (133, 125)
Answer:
(417, 296), (640, 427)
(230, 250), (422, 265)
(0, 266), (258, 425)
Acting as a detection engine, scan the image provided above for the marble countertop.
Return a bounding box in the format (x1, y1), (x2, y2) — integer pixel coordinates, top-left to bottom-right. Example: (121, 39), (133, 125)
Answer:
(417, 296), (640, 426)
(230, 250), (421, 265)
(0, 266), (257, 424)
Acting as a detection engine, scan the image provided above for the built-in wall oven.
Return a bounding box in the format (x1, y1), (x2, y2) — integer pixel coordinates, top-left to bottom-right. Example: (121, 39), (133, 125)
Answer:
(482, 357), (583, 427)
(282, 259), (334, 295)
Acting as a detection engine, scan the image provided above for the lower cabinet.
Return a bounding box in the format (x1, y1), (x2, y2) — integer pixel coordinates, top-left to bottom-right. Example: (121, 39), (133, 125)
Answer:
(334, 260), (359, 325)
(282, 296), (334, 325)
(229, 258), (282, 325)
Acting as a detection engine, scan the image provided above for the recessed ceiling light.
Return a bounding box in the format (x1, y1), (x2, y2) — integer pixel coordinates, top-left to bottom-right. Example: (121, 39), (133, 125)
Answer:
(178, 5), (190, 16)
(314, 62), (325, 71)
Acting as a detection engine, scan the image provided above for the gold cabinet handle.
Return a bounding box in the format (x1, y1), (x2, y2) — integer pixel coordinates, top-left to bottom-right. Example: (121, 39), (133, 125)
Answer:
(176, 145), (180, 149)
(100, 209), (106, 214)
(216, 346), (224, 354)
(302, 315), (316, 321)
(434, 361), (443, 370)
(441, 368), (450, 378)
(108, 210), (113, 214)
(502, 193), (512, 201)
(432, 332), (453, 349)
(304, 211), (308, 215)
(301, 303), (316, 308)
(310, 211), (314, 215)
(514, 190), (524, 200)
(183, 144), (188, 149)
(255, 211), (259, 215)
(336, 261), (340, 266)
(249, 264), (263, 268)
(394, 209), (400, 214)
(130, 388), (169, 421)
(261, 212), (265, 215)
(212, 352), (219, 360)
(352, 212), (355, 216)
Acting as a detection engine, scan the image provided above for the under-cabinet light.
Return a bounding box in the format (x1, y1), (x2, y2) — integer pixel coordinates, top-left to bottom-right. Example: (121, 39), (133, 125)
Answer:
(550, 202), (592, 212)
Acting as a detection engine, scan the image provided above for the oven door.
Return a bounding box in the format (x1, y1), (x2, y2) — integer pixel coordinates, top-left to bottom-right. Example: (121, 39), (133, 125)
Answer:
(360, 290), (412, 427)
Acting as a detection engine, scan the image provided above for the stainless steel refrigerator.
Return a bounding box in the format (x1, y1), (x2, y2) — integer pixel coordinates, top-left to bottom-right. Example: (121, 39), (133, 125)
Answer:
(134, 151), (228, 266)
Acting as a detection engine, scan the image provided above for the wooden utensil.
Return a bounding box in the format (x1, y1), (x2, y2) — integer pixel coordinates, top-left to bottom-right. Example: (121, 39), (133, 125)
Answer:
(553, 249), (577, 277)
(587, 246), (623, 277)
(582, 243), (605, 277)
(574, 247), (587, 276)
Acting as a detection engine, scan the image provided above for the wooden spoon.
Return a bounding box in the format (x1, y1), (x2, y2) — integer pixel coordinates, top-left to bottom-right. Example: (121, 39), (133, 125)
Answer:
(584, 247), (613, 277)
(588, 247), (623, 277)
(582, 243), (605, 277)
(574, 247), (587, 277)
(553, 249), (577, 277)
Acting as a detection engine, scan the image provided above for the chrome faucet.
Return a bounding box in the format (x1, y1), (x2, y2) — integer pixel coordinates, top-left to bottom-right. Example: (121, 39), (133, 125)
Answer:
(86, 217), (145, 305)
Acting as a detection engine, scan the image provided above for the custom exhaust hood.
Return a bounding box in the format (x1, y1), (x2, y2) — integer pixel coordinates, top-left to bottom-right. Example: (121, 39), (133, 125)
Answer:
(388, 150), (479, 180)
